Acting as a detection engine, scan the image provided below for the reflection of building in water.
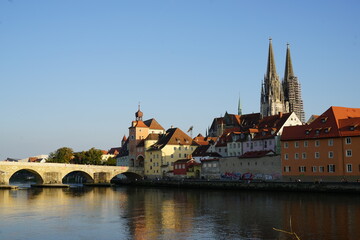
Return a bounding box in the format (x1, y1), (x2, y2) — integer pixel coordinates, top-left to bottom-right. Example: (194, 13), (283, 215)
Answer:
(126, 189), (196, 240)
(280, 194), (360, 239)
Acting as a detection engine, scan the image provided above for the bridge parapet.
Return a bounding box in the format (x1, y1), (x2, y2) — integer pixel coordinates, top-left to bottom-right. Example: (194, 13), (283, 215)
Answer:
(0, 162), (141, 185)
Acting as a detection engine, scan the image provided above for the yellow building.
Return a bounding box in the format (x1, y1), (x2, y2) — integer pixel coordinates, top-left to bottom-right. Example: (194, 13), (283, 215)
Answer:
(145, 128), (198, 178)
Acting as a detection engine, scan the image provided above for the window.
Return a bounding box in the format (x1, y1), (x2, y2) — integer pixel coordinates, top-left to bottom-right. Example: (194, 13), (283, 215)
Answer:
(182, 164), (186, 169)
(184, 154), (187, 158)
(179, 147), (181, 150)
(319, 166), (324, 172)
(346, 164), (352, 172)
(284, 166), (291, 172)
(295, 153), (299, 160)
(179, 154), (182, 158)
(315, 152), (320, 159)
(213, 163), (217, 168)
(312, 166), (317, 172)
(328, 151), (334, 158)
(299, 166), (306, 172)
(294, 141), (299, 148)
(174, 147), (177, 150)
(346, 150), (352, 157)
(171, 154), (174, 158)
(302, 152), (307, 159)
(284, 154), (289, 160)
(304, 141), (308, 147)
(264, 141), (267, 148)
(346, 137), (352, 144)
(315, 140), (320, 147)
(327, 164), (335, 173)
(328, 139), (333, 146)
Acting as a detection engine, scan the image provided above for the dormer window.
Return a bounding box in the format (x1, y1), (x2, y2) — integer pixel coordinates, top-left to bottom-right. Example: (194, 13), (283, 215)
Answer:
(321, 117), (328, 123)
(324, 127), (331, 133)
(315, 128), (322, 135)
(305, 129), (312, 135)
(262, 132), (266, 136)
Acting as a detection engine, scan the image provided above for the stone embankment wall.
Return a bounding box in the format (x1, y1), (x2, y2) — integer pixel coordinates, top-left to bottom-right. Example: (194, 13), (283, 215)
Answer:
(114, 179), (360, 193)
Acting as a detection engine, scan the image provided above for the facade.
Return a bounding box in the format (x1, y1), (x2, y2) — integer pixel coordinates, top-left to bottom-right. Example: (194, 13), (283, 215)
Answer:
(200, 158), (220, 179)
(116, 108), (165, 170)
(173, 159), (201, 179)
(145, 128), (198, 178)
(260, 39), (305, 122)
(281, 106), (360, 181)
(220, 152), (281, 181)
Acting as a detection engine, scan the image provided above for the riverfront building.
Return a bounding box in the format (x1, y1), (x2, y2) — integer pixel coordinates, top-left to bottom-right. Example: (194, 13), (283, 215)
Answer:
(145, 127), (198, 178)
(281, 106), (360, 181)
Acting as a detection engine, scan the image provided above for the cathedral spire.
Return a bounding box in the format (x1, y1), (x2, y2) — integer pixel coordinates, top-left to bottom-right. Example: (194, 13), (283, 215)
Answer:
(238, 94), (242, 115)
(284, 43), (294, 80)
(266, 38), (277, 79)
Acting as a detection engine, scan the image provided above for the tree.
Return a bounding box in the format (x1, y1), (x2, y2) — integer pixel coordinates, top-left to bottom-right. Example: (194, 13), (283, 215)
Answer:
(48, 147), (74, 163)
(104, 157), (116, 166)
(85, 148), (103, 165)
(72, 148), (103, 165)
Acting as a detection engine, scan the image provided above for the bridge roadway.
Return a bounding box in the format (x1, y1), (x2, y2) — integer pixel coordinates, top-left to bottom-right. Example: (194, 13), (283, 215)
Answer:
(0, 161), (142, 185)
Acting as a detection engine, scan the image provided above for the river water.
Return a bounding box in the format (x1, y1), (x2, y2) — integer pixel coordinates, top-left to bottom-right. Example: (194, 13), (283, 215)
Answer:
(1, 185), (359, 240)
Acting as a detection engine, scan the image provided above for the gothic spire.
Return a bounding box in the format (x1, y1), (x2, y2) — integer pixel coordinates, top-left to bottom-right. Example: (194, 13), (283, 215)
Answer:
(266, 38), (277, 79)
(284, 43), (295, 80)
(238, 94), (242, 115)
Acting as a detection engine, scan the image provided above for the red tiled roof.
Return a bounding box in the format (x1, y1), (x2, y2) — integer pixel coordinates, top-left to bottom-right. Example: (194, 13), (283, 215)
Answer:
(239, 150), (275, 158)
(282, 106), (360, 141)
(130, 120), (148, 128)
(200, 158), (220, 162)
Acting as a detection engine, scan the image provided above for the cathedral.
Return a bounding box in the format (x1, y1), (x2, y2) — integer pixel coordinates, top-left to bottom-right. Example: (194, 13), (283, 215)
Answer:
(260, 39), (305, 123)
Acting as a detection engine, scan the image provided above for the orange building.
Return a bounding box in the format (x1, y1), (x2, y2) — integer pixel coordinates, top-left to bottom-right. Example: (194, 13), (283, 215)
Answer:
(281, 106), (360, 182)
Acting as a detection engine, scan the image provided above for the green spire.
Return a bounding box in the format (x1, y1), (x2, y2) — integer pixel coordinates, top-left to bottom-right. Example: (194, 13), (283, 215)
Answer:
(238, 94), (242, 115)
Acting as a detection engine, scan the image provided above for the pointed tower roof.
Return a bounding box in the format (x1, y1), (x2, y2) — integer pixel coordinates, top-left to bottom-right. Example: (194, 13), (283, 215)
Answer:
(122, 135), (127, 142)
(284, 43), (295, 80)
(266, 38), (277, 79)
(238, 94), (242, 115)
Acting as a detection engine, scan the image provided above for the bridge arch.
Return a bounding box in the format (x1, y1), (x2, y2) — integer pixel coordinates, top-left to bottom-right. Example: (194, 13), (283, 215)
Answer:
(62, 170), (94, 184)
(9, 169), (44, 184)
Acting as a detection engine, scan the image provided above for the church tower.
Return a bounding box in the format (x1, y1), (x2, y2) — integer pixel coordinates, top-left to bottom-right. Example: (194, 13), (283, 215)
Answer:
(282, 44), (305, 122)
(260, 38), (286, 117)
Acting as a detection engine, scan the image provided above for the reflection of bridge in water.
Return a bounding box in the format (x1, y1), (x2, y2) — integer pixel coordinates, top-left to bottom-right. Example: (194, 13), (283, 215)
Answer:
(0, 162), (143, 186)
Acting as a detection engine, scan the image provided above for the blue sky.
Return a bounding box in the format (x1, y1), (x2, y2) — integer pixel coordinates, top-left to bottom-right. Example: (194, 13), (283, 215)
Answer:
(1, 0), (359, 159)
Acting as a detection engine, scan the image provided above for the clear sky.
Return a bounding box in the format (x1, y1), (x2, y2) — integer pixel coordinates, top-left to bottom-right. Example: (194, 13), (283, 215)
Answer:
(1, 0), (359, 159)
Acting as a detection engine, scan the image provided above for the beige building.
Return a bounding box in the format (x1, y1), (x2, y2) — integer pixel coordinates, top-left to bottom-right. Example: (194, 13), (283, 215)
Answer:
(220, 152), (281, 181)
(145, 128), (198, 178)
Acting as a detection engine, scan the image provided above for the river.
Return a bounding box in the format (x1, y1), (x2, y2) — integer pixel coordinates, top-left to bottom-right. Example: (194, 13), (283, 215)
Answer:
(1, 185), (359, 240)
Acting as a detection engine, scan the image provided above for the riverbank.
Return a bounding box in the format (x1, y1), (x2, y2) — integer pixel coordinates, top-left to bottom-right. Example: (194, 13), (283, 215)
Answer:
(112, 179), (360, 193)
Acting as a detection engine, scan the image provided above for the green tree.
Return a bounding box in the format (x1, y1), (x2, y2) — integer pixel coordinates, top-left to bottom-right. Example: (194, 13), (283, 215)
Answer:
(85, 148), (103, 165)
(72, 151), (87, 164)
(48, 147), (74, 163)
(104, 157), (116, 166)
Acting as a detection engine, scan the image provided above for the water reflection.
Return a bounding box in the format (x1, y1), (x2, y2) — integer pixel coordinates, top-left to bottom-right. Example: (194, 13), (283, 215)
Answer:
(1, 187), (360, 240)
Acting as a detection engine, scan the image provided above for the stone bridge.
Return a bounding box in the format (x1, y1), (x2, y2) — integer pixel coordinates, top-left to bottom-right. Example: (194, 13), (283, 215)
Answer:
(0, 162), (143, 185)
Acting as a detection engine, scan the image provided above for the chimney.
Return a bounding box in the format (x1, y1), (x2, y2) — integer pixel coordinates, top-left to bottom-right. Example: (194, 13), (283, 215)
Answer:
(279, 112), (283, 118)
